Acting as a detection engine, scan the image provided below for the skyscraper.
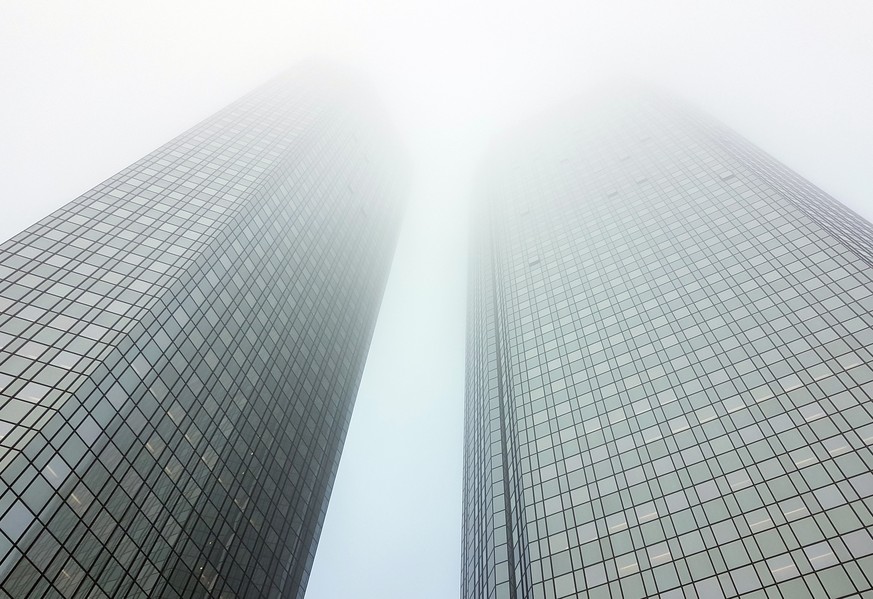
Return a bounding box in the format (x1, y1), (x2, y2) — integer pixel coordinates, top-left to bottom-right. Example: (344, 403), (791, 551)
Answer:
(0, 70), (404, 598)
(462, 97), (873, 599)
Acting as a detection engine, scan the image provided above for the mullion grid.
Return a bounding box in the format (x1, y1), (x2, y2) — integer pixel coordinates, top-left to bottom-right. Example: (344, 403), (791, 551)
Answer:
(469, 98), (873, 599)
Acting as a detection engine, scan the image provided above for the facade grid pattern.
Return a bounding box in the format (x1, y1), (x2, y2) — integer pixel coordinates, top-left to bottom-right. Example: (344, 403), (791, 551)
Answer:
(462, 97), (873, 599)
(0, 72), (403, 598)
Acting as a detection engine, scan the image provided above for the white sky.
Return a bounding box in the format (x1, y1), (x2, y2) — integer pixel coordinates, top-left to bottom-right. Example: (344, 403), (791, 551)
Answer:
(1, 1), (872, 597)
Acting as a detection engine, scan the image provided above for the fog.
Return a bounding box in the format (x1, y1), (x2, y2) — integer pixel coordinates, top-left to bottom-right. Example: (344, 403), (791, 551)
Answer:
(1, 1), (872, 597)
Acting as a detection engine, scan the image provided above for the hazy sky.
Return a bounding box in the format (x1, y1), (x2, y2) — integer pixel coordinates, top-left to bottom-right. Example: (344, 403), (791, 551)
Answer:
(1, 1), (872, 597)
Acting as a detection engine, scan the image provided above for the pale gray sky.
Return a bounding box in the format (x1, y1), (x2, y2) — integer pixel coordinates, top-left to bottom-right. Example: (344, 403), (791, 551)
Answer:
(1, 1), (872, 597)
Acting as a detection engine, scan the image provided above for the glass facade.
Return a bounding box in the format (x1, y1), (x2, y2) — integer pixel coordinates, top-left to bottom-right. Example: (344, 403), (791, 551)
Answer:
(462, 97), (873, 599)
(0, 71), (404, 598)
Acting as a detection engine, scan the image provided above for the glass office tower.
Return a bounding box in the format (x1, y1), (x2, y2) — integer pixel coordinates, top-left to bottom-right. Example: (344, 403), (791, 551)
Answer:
(0, 70), (404, 598)
(462, 97), (873, 599)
